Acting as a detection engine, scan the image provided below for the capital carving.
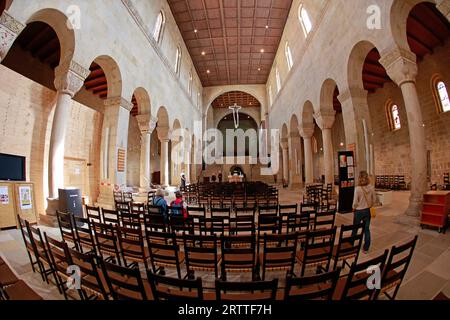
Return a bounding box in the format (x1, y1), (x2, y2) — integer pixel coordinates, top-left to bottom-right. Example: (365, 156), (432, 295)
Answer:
(0, 11), (26, 60)
(379, 47), (417, 86)
(136, 113), (151, 133)
(104, 96), (134, 112)
(54, 68), (86, 97)
(298, 123), (315, 139)
(314, 110), (336, 130)
(157, 126), (170, 141)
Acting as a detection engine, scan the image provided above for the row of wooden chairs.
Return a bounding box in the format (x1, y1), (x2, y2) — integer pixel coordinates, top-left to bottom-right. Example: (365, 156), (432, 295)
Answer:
(375, 175), (407, 190)
(18, 214), (418, 300)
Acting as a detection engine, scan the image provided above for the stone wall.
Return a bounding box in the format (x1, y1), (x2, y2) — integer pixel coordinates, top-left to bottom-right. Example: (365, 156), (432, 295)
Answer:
(126, 116), (141, 187)
(368, 41), (450, 185)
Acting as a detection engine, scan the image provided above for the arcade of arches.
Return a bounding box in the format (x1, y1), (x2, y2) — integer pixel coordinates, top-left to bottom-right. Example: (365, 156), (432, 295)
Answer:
(0, 0), (450, 301)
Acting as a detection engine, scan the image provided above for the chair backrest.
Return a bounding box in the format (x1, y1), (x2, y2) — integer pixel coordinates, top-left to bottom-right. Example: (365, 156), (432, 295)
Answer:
(340, 250), (389, 300)
(147, 191), (156, 204)
(258, 205), (278, 216)
(377, 236), (418, 300)
(116, 225), (147, 268)
(261, 233), (298, 280)
(333, 223), (365, 269)
(285, 268), (341, 300)
(220, 234), (257, 276)
(148, 272), (203, 301)
(72, 216), (95, 253)
(200, 217), (227, 236)
(313, 210), (336, 230)
(28, 223), (51, 264)
(43, 233), (72, 275)
(230, 216), (255, 235)
(67, 247), (109, 300)
(301, 227), (337, 275)
(215, 279), (278, 301)
(148, 205), (163, 215)
(235, 206), (256, 218)
(115, 201), (131, 214)
(257, 214), (282, 237)
(101, 208), (120, 225)
(187, 206), (206, 219)
(92, 221), (121, 266)
(85, 205), (102, 223)
(144, 214), (168, 233)
(211, 207), (231, 219)
(145, 231), (182, 279)
(279, 204), (298, 216)
(169, 216), (194, 235)
(56, 211), (77, 248)
(123, 192), (133, 203)
(119, 212), (142, 230)
(183, 233), (219, 278)
(287, 212), (311, 232)
(131, 202), (145, 216)
(100, 260), (148, 300)
(17, 216), (37, 258)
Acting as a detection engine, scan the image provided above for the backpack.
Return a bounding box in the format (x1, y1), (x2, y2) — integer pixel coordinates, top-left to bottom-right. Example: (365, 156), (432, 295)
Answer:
(170, 198), (187, 218)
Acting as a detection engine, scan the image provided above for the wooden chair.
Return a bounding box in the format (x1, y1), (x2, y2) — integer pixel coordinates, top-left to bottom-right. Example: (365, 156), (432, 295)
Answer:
(147, 191), (156, 206)
(43, 233), (75, 300)
(258, 205), (279, 216)
(67, 247), (109, 300)
(145, 231), (185, 279)
(215, 279), (278, 301)
(297, 227), (337, 276)
(235, 206), (256, 218)
(101, 208), (120, 225)
(144, 214), (168, 233)
(73, 216), (96, 254)
(183, 233), (221, 279)
(335, 250), (389, 300)
(56, 211), (77, 250)
(148, 204), (163, 215)
(376, 236), (418, 300)
(131, 202), (146, 216)
(313, 210), (336, 231)
(113, 191), (123, 203)
(259, 233), (298, 280)
(287, 212), (311, 233)
(230, 216), (255, 235)
(285, 268), (341, 300)
(85, 205), (102, 223)
(211, 207), (231, 219)
(257, 215), (282, 239)
(169, 216), (194, 235)
(200, 217), (228, 236)
(115, 201), (131, 214)
(92, 221), (122, 266)
(116, 225), (150, 271)
(220, 234), (258, 281)
(17, 216), (42, 279)
(2, 279), (43, 300)
(119, 212), (142, 230)
(187, 206), (206, 232)
(332, 223), (365, 271)
(148, 272), (204, 301)
(123, 192), (133, 203)
(100, 260), (149, 300)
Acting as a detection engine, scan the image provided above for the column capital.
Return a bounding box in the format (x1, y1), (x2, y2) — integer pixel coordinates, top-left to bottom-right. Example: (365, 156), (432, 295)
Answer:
(280, 139), (289, 150)
(0, 11), (26, 60)
(104, 96), (134, 111)
(289, 131), (301, 139)
(298, 123), (315, 139)
(314, 110), (336, 130)
(136, 113), (151, 134)
(338, 87), (368, 105)
(157, 126), (170, 141)
(54, 60), (90, 97)
(379, 47), (417, 86)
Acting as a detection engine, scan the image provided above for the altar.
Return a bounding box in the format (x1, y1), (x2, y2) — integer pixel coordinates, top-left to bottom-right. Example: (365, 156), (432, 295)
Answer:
(228, 175), (244, 183)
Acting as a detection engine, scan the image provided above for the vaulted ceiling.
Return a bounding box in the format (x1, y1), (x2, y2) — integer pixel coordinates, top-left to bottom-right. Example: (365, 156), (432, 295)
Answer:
(212, 91), (261, 109)
(168, 0), (293, 87)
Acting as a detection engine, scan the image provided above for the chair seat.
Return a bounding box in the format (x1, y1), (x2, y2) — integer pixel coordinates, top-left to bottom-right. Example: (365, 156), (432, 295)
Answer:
(296, 248), (329, 264)
(0, 264), (19, 286)
(122, 244), (151, 258)
(259, 252), (295, 269)
(332, 243), (357, 259)
(113, 279), (154, 300)
(4, 280), (43, 300)
(152, 250), (185, 266)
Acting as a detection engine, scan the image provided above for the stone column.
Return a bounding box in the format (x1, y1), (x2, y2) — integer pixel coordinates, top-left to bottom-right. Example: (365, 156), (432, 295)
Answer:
(288, 132), (303, 188)
(48, 62), (89, 199)
(380, 48), (427, 217)
(170, 135), (182, 187)
(338, 87), (372, 176)
(0, 11), (25, 62)
(136, 115), (157, 190)
(281, 139), (289, 185)
(315, 111), (336, 185)
(299, 123), (315, 184)
(97, 97), (133, 208)
(157, 126), (170, 186)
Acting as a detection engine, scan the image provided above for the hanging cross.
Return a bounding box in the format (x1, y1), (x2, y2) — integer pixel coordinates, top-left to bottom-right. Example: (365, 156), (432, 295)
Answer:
(229, 103), (242, 129)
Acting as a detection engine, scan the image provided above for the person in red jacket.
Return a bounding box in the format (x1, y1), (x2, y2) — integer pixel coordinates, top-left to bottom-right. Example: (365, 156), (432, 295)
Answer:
(170, 191), (187, 218)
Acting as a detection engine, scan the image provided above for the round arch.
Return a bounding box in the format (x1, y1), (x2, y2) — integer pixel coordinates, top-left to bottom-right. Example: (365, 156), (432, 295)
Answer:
(156, 106), (169, 128)
(132, 87), (151, 115)
(92, 55), (122, 99)
(320, 78), (340, 113)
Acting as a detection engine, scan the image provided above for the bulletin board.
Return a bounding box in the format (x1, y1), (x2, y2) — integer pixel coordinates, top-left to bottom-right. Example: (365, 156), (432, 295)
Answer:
(0, 182), (17, 229)
(14, 182), (38, 225)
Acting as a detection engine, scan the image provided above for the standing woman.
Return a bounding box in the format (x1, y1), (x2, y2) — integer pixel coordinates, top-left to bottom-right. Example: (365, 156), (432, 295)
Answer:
(352, 171), (377, 253)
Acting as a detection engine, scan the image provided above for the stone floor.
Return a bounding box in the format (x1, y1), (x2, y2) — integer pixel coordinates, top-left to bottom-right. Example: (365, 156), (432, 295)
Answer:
(1, 187), (449, 300)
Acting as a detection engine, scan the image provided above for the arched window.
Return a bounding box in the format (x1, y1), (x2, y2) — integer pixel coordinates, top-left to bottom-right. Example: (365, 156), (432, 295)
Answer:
(153, 10), (165, 43)
(268, 86), (273, 106)
(386, 100), (401, 131)
(275, 67), (281, 93)
(188, 72), (193, 96)
(432, 76), (450, 113)
(285, 42), (294, 71)
(298, 4), (312, 37)
(175, 46), (182, 74)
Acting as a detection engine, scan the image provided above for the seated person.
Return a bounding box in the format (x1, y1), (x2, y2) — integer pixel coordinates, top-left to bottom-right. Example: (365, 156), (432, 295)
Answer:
(170, 191), (187, 218)
(153, 189), (168, 220)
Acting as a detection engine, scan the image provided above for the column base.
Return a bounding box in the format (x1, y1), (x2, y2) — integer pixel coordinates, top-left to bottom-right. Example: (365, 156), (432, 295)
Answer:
(404, 196), (423, 217)
(96, 184), (115, 209)
(41, 198), (60, 227)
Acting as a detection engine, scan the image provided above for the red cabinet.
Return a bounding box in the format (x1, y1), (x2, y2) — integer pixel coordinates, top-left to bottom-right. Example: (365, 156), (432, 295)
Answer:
(421, 191), (450, 233)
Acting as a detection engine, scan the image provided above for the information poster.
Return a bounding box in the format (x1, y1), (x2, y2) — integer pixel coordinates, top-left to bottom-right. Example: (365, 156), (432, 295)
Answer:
(0, 186), (9, 204)
(19, 186), (32, 209)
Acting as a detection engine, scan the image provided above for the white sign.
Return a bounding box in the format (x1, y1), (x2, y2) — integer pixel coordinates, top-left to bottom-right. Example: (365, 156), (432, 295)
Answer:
(0, 186), (9, 205)
(19, 186), (32, 209)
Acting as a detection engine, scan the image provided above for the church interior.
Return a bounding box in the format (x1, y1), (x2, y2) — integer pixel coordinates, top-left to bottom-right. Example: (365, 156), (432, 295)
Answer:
(0, 0), (449, 302)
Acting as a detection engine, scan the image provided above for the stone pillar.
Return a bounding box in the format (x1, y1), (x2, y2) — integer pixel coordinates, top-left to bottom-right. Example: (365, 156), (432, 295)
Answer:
(299, 124), (315, 184)
(288, 132), (302, 188)
(136, 115), (157, 190)
(170, 135), (182, 187)
(157, 127), (170, 186)
(338, 87), (372, 176)
(0, 11), (25, 62)
(48, 62), (89, 199)
(380, 48), (427, 217)
(281, 139), (289, 185)
(315, 111), (336, 186)
(97, 97), (133, 208)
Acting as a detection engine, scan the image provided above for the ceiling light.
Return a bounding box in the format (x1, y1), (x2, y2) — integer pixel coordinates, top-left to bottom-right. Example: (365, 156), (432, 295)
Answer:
(260, 49), (265, 53)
